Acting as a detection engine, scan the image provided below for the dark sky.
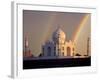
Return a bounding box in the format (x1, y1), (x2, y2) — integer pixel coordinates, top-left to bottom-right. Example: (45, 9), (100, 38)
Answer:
(23, 10), (91, 56)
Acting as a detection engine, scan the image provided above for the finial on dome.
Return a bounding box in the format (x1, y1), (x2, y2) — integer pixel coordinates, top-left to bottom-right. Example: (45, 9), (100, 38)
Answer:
(56, 26), (62, 33)
(57, 26), (61, 30)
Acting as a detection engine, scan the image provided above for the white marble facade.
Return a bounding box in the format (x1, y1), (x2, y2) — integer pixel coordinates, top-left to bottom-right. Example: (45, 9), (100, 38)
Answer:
(42, 27), (75, 58)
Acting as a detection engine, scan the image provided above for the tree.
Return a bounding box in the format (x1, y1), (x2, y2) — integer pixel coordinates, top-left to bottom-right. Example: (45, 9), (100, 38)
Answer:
(39, 53), (43, 57)
(75, 53), (81, 56)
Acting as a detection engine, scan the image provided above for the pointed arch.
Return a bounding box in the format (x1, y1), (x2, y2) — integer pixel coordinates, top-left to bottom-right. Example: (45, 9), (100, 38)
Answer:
(47, 46), (51, 56)
(67, 47), (71, 56)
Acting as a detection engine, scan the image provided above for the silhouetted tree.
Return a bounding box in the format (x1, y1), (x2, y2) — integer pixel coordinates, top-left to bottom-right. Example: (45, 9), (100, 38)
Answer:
(75, 53), (81, 56)
(39, 53), (43, 57)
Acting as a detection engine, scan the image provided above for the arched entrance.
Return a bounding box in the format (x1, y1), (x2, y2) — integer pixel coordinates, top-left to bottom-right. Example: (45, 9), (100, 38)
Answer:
(47, 47), (51, 56)
(67, 47), (71, 56)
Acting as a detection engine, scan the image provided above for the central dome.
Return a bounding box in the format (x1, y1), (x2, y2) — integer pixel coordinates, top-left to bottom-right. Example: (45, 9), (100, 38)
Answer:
(52, 27), (66, 43)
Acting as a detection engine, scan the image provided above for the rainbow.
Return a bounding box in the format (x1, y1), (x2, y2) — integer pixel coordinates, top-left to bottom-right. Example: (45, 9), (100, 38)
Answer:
(42, 13), (58, 42)
(72, 14), (90, 42)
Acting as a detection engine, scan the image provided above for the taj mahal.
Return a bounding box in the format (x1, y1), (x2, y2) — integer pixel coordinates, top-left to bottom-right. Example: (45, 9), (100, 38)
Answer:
(24, 26), (91, 59)
(41, 27), (75, 58)
(24, 27), (75, 58)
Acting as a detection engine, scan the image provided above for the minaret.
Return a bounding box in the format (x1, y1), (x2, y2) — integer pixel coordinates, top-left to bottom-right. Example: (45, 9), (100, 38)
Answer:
(87, 37), (90, 56)
(24, 36), (32, 57)
(25, 36), (29, 49)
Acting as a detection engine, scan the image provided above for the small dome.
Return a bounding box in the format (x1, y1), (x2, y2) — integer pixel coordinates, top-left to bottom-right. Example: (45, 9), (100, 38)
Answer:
(52, 27), (66, 43)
